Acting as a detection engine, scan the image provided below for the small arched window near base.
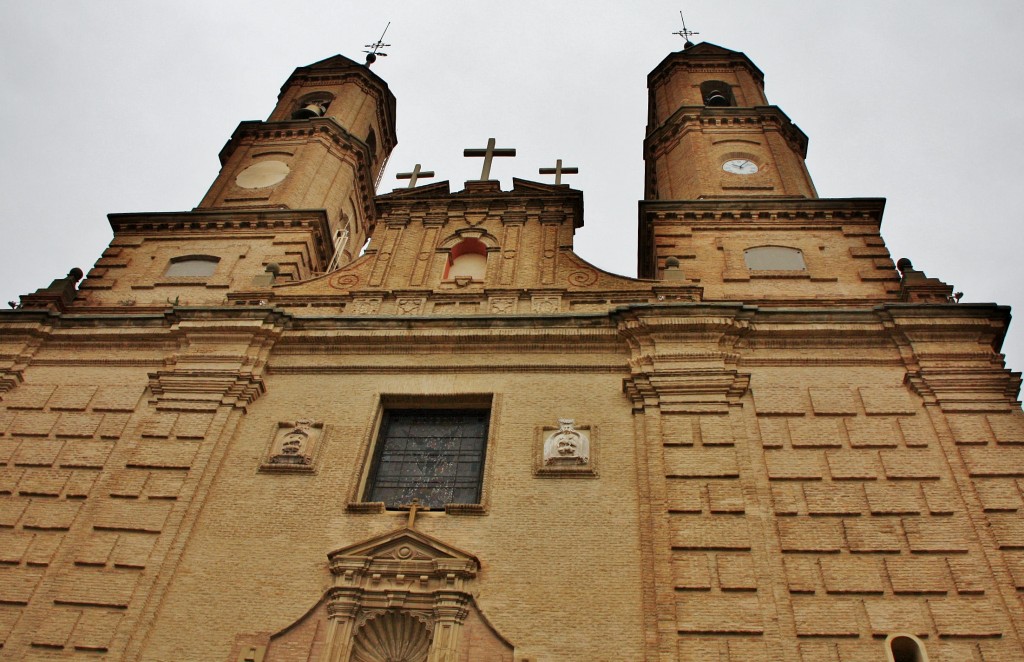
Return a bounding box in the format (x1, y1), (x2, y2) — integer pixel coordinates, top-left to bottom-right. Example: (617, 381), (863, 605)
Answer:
(701, 80), (736, 107)
(164, 255), (220, 278)
(744, 246), (806, 271)
(885, 633), (929, 662)
(445, 238), (488, 281)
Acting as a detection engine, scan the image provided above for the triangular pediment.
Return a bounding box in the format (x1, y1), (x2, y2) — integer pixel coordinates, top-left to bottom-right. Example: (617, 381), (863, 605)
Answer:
(328, 527), (480, 566)
(378, 180), (453, 198)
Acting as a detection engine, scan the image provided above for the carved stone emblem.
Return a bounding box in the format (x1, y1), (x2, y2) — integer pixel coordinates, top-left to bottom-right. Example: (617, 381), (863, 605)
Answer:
(396, 297), (425, 315)
(536, 419), (597, 478)
(260, 419), (325, 473)
(544, 419), (589, 465)
(531, 295), (561, 313)
(349, 297), (382, 315)
(489, 297), (516, 314)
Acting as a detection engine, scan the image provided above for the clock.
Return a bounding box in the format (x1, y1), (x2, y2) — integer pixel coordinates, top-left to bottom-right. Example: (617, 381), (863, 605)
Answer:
(722, 159), (759, 175)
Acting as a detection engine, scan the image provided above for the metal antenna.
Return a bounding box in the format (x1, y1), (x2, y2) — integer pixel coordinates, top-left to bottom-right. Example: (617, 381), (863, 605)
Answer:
(672, 11), (699, 49)
(364, 22), (391, 66)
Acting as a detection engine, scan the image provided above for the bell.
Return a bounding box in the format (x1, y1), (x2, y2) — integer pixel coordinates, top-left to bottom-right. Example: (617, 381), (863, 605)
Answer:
(291, 102), (325, 120)
(705, 91), (729, 107)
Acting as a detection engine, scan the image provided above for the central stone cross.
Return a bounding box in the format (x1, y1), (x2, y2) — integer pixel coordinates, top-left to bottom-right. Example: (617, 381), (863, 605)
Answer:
(396, 163), (434, 188)
(539, 158), (579, 185)
(464, 138), (516, 181)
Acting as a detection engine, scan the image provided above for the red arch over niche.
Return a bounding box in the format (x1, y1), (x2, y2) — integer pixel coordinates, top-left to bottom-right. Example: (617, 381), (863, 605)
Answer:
(444, 238), (488, 279)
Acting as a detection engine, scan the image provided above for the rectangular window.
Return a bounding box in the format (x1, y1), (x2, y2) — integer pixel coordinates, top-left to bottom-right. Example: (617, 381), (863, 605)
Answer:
(365, 409), (489, 510)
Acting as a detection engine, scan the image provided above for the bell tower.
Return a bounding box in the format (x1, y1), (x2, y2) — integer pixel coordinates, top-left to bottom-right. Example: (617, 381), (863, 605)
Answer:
(638, 42), (900, 304)
(644, 42), (816, 200)
(198, 54), (397, 261)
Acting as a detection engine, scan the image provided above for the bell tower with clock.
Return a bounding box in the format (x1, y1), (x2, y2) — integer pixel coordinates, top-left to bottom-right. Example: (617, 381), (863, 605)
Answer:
(638, 42), (900, 305)
(643, 42), (817, 201)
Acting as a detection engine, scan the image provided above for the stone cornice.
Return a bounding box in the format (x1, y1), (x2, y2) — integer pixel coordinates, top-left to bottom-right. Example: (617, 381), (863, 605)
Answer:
(647, 44), (766, 89)
(646, 105), (809, 159)
(106, 208), (333, 267)
(640, 197), (886, 225)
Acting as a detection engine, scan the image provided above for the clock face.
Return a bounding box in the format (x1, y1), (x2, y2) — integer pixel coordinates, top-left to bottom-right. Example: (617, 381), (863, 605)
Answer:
(723, 159), (759, 175)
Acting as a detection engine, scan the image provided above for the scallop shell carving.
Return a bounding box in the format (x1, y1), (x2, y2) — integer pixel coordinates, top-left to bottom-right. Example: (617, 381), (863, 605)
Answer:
(352, 611), (432, 662)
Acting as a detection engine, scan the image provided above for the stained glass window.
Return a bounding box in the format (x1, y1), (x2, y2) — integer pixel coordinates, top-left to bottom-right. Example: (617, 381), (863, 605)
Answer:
(366, 409), (489, 510)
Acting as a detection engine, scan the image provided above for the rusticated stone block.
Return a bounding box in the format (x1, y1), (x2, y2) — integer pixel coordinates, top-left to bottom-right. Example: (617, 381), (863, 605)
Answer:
(11, 438), (63, 466)
(845, 417), (898, 448)
(974, 478), (1022, 512)
(171, 412), (214, 439)
(947, 414), (993, 445)
(1004, 551), (1024, 588)
(985, 513), (1024, 549)
(138, 413), (177, 438)
(671, 515), (751, 550)
(126, 439), (198, 469)
(93, 500), (171, 533)
(863, 598), (929, 636)
(752, 386), (806, 415)
(987, 413), (1024, 444)
(879, 450), (941, 480)
(791, 596), (861, 636)
(90, 385), (142, 412)
(108, 469), (148, 498)
(17, 469), (70, 496)
(898, 416), (933, 447)
(803, 482), (866, 515)
(825, 450), (880, 480)
(784, 556), (819, 593)
(0, 498), (29, 527)
(72, 609), (122, 652)
(666, 480), (703, 513)
(111, 533), (157, 569)
(820, 555), (884, 593)
(698, 415), (733, 446)
(859, 386), (917, 415)
(798, 642), (839, 662)
(25, 532), (62, 566)
(843, 518), (903, 553)
(21, 500), (81, 531)
(0, 530), (32, 564)
(789, 417), (842, 448)
(96, 413), (131, 439)
(960, 447), (1024, 477)
(716, 553), (757, 591)
(59, 470), (95, 498)
(766, 450), (824, 480)
(31, 607), (80, 647)
(756, 417), (786, 448)
(57, 440), (114, 469)
(53, 412), (103, 438)
(0, 467), (21, 494)
(0, 566), (44, 605)
(707, 481), (745, 513)
(144, 471), (185, 499)
(808, 387), (858, 415)
(885, 556), (950, 594)
(75, 533), (117, 566)
(1, 385), (56, 410)
(10, 411), (59, 437)
(771, 483), (802, 515)
(672, 552), (711, 590)
(676, 594), (763, 633)
(662, 415), (695, 446)
(902, 517), (971, 553)
(54, 567), (139, 607)
(665, 447), (739, 478)
(928, 598), (1004, 637)
(947, 557), (987, 594)
(921, 482), (959, 515)
(864, 482), (921, 515)
(778, 518), (843, 552)
(47, 385), (98, 411)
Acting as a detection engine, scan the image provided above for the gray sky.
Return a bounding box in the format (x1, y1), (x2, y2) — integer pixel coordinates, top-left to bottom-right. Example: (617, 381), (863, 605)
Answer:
(2, 1), (1022, 373)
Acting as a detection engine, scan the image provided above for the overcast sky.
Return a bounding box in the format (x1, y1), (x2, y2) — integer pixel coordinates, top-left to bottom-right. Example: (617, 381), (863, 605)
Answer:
(2, 1), (1022, 373)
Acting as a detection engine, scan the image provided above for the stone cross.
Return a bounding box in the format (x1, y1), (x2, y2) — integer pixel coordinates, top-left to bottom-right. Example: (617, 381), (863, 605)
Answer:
(464, 138), (516, 181)
(539, 159), (579, 185)
(396, 164), (435, 188)
(399, 498), (430, 528)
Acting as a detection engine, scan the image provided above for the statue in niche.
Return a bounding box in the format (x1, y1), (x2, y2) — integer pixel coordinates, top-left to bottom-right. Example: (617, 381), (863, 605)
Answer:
(269, 418), (316, 466)
(543, 418), (589, 465)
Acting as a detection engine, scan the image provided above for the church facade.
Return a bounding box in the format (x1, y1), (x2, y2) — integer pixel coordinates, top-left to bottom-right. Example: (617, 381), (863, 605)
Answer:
(1, 42), (1023, 662)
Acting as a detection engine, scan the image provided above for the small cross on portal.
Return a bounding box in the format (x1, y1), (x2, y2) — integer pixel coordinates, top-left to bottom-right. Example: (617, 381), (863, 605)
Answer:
(464, 138), (516, 181)
(539, 159), (579, 185)
(399, 498), (430, 528)
(396, 164), (435, 188)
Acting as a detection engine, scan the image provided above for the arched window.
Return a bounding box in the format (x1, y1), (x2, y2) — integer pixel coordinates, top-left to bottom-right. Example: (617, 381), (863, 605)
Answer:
(366, 127), (378, 159)
(291, 94), (332, 119)
(885, 634), (929, 662)
(164, 255), (220, 278)
(744, 246), (806, 271)
(445, 238), (488, 280)
(701, 80), (735, 107)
